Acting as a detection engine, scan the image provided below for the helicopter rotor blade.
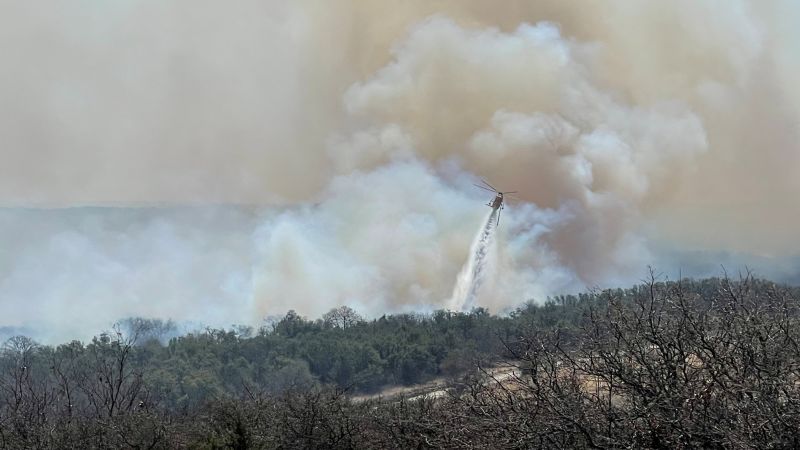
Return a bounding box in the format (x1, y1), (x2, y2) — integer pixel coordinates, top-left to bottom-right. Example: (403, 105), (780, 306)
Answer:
(473, 183), (497, 192)
(502, 191), (518, 194)
(481, 179), (499, 192)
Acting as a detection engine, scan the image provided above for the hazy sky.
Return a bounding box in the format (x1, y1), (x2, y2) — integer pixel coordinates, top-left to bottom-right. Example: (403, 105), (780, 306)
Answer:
(0, 1), (798, 342)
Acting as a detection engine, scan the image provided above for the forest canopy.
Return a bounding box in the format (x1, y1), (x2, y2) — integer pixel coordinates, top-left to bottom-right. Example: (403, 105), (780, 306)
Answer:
(1, 275), (799, 448)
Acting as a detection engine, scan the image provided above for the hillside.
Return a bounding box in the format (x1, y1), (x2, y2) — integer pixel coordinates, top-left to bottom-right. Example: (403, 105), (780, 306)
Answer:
(0, 275), (799, 447)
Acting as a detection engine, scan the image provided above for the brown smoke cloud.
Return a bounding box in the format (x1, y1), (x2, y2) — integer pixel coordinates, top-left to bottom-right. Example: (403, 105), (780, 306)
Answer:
(0, 1), (798, 339)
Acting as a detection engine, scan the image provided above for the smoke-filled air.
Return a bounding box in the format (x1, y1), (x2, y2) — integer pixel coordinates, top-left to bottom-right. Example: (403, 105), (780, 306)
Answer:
(1, 1), (799, 342)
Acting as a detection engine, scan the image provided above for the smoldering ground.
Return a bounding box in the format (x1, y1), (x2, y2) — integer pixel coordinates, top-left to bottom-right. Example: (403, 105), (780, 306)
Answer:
(0, 1), (798, 342)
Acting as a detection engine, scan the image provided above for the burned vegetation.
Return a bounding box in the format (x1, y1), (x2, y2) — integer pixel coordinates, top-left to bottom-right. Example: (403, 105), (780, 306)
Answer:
(1, 275), (799, 448)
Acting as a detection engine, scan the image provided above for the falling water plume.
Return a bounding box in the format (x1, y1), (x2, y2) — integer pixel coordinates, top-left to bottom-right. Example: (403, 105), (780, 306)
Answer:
(450, 209), (498, 311)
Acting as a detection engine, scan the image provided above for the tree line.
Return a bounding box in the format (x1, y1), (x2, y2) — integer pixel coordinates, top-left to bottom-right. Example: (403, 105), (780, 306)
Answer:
(0, 275), (798, 448)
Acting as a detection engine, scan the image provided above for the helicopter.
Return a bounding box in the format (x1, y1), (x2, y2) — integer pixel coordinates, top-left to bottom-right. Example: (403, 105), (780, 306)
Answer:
(473, 179), (517, 225)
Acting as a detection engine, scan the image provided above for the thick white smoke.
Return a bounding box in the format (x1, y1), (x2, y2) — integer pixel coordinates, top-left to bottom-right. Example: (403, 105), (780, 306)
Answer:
(251, 16), (709, 317)
(251, 162), (485, 319)
(0, 1), (798, 341)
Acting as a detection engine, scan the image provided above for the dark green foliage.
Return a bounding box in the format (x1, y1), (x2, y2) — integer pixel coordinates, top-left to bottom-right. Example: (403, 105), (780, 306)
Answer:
(1, 276), (799, 448)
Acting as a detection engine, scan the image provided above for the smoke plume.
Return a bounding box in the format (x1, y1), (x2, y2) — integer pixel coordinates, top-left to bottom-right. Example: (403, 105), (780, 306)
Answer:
(0, 1), (798, 341)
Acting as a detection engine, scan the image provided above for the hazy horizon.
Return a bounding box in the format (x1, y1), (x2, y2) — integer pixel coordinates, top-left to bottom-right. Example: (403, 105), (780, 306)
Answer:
(1, 1), (798, 342)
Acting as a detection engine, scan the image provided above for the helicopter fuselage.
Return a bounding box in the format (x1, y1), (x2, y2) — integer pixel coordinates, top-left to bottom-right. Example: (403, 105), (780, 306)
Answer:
(488, 192), (504, 210)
